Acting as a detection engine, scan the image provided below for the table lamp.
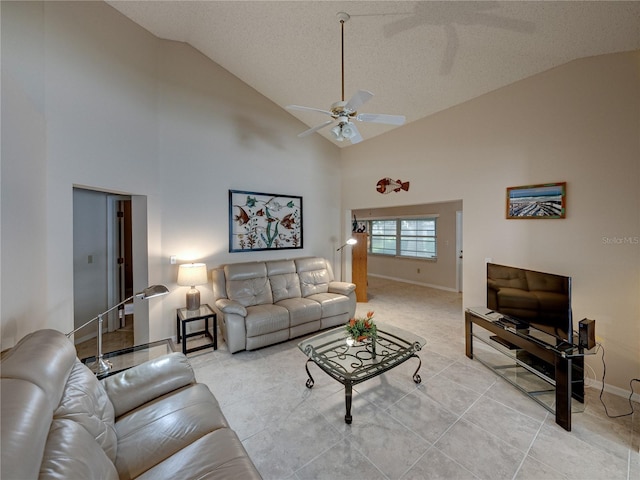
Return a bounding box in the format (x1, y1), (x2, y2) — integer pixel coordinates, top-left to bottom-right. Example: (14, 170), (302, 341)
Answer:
(177, 263), (208, 310)
(66, 284), (169, 375)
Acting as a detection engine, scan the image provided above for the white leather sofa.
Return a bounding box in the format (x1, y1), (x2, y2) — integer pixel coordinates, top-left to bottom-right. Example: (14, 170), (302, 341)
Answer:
(212, 257), (357, 353)
(0, 329), (262, 480)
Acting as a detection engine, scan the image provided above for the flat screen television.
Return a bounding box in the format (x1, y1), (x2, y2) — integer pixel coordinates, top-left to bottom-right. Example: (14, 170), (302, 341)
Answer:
(486, 263), (573, 344)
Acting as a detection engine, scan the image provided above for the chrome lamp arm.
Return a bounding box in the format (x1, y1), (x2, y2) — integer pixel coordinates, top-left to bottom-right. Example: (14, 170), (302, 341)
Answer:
(66, 284), (169, 375)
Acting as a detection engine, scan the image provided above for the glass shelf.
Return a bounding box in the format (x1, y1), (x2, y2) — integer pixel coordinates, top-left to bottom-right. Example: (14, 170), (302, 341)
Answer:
(470, 326), (585, 414)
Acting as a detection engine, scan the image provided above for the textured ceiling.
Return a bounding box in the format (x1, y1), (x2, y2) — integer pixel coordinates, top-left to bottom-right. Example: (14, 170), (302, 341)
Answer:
(107, 1), (640, 147)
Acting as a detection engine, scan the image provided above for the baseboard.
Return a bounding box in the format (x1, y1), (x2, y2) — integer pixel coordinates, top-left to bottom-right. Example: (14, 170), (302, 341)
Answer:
(367, 273), (459, 293)
(585, 377), (640, 403)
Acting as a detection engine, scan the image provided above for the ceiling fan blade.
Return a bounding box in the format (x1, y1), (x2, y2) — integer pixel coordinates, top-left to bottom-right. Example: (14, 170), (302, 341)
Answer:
(344, 90), (374, 112)
(286, 105), (333, 117)
(297, 120), (333, 138)
(356, 113), (406, 126)
(348, 123), (363, 144)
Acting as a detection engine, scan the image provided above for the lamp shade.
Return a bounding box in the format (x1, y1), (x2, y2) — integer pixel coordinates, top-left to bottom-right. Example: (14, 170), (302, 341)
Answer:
(336, 237), (358, 252)
(177, 263), (208, 287)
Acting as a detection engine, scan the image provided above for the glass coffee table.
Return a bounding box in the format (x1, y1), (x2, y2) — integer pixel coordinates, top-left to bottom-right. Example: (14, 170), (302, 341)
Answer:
(298, 323), (426, 424)
(81, 339), (176, 379)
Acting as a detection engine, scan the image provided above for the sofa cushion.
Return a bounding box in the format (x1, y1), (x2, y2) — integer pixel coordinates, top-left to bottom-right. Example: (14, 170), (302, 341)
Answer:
(0, 329), (77, 411)
(114, 383), (228, 480)
(306, 292), (352, 317)
(245, 304), (289, 336)
(276, 297), (322, 327)
(0, 330), (78, 480)
(270, 272), (303, 303)
(225, 262), (273, 307)
(40, 419), (119, 480)
(268, 259), (302, 302)
(135, 427), (262, 480)
(102, 352), (196, 418)
(296, 258), (332, 297)
(55, 360), (117, 462)
(0, 379), (52, 480)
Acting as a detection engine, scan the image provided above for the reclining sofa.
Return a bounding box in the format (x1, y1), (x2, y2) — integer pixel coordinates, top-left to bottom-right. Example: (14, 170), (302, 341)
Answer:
(212, 257), (356, 353)
(1, 329), (261, 480)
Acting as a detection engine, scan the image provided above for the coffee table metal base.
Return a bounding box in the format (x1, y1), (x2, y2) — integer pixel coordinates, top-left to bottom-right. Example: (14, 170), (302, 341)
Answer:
(304, 354), (423, 424)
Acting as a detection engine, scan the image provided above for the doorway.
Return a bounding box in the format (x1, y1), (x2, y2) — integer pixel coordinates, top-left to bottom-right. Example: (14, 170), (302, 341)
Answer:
(72, 188), (134, 354)
(107, 195), (133, 331)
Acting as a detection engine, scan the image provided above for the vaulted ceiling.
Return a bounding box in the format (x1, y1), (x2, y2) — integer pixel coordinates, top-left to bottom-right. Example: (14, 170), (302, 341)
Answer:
(107, 1), (640, 147)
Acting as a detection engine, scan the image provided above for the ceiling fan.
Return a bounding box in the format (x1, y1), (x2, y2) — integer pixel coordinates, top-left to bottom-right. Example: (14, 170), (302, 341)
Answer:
(286, 12), (406, 144)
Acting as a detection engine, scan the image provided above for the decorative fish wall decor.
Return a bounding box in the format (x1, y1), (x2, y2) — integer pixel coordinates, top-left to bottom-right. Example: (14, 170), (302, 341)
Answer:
(376, 178), (410, 194)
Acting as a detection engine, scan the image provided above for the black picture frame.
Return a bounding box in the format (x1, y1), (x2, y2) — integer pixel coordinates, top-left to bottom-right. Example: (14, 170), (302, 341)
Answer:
(229, 190), (303, 252)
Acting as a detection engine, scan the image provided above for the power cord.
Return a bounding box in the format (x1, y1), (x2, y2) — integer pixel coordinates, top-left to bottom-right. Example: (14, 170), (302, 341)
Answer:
(597, 342), (639, 418)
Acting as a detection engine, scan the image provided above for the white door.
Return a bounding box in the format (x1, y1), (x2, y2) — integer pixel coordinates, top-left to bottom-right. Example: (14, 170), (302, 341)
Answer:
(456, 210), (463, 292)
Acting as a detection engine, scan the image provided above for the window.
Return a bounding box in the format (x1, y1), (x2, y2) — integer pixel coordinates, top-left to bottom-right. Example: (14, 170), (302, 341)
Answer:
(369, 218), (437, 259)
(369, 220), (397, 255)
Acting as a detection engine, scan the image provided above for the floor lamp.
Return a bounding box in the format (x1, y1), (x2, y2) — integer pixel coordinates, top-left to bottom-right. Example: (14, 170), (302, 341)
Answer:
(336, 237), (358, 281)
(67, 284), (169, 375)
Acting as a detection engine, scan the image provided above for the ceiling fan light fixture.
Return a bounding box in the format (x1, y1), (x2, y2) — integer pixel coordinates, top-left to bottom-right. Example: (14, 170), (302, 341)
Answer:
(285, 11), (405, 144)
(331, 125), (344, 141)
(341, 122), (356, 139)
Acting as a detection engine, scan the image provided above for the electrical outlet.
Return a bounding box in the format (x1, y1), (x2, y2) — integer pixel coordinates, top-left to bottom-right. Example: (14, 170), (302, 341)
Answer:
(170, 255), (177, 265)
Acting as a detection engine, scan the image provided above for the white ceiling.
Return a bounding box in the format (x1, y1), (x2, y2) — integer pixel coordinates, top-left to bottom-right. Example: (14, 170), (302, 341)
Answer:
(107, 1), (640, 147)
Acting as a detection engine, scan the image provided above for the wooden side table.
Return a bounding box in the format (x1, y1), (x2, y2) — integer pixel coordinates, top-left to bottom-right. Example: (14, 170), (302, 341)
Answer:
(176, 304), (217, 355)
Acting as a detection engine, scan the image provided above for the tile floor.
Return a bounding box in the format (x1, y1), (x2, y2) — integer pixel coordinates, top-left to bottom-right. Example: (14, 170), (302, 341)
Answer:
(184, 277), (637, 480)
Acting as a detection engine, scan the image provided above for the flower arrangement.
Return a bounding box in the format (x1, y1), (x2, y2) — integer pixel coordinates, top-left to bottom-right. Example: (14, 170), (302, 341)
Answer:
(345, 311), (377, 342)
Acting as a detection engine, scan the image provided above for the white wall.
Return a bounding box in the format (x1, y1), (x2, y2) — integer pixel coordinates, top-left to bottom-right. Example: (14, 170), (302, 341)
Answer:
(154, 39), (342, 340)
(1, 1), (341, 347)
(341, 51), (640, 393)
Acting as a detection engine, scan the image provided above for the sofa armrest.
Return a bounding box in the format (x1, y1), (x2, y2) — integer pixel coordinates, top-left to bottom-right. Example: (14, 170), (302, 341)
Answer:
(329, 281), (356, 296)
(215, 298), (247, 316)
(101, 352), (195, 418)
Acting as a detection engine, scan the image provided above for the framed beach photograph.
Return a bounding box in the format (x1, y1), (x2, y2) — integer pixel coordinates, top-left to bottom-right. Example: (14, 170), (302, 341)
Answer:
(506, 182), (566, 219)
(229, 190), (303, 252)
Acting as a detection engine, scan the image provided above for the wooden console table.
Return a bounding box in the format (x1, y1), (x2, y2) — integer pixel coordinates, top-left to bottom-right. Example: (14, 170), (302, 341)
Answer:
(465, 307), (590, 431)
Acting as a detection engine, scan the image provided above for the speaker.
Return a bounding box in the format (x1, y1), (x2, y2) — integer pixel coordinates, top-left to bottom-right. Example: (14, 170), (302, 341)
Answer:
(578, 318), (596, 349)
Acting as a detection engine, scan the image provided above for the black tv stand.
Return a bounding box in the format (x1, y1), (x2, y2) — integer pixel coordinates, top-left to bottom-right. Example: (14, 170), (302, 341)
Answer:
(465, 307), (593, 431)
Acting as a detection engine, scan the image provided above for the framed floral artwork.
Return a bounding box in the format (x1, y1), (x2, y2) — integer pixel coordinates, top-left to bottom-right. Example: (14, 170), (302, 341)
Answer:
(229, 190), (303, 252)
